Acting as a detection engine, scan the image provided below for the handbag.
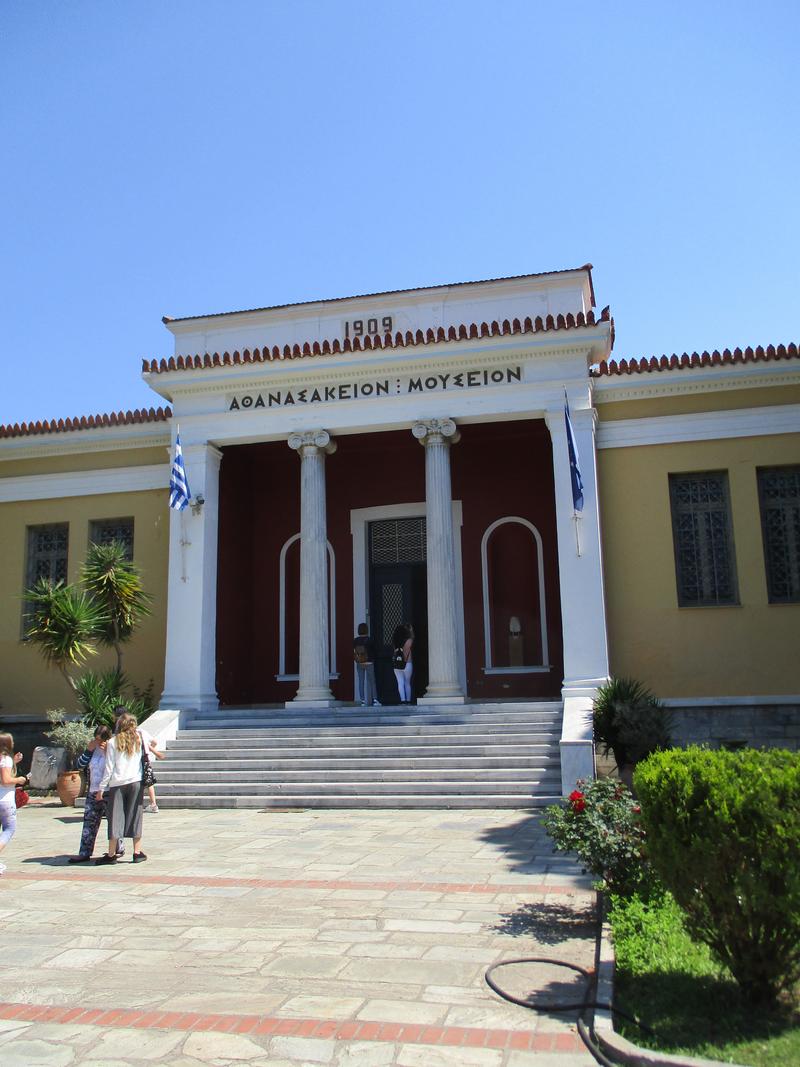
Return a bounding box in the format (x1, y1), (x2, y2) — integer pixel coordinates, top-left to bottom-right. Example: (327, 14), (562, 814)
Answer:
(139, 734), (156, 787)
(15, 786), (30, 808)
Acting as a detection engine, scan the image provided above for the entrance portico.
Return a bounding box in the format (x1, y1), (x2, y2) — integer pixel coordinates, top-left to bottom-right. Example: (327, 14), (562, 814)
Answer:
(150, 266), (612, 783)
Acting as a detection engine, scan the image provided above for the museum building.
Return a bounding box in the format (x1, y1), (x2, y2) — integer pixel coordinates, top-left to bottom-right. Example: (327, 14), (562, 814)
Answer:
(1, 265), (798, 795)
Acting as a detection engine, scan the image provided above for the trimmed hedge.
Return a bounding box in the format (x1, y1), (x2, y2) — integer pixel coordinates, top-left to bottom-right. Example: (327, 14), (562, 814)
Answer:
(634, 747), (800, 1006)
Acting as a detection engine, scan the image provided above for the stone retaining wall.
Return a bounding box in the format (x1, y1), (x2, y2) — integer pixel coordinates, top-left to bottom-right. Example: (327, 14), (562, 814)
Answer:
(667, 703), (800, 752)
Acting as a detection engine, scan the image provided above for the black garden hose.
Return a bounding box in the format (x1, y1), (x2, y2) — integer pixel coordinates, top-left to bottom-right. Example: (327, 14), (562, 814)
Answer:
(483, 893), (655, 1065)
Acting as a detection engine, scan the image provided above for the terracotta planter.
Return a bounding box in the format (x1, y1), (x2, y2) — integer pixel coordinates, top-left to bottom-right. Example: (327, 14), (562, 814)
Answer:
(56, 770), (83, 807)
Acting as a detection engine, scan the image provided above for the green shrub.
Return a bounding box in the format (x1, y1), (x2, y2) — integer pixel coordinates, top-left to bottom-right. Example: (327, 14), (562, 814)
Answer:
(542, 776), (658, 897)
(635, 747), (800, 1007)
(44, 709), (94, 767)
(593, 676), (673, 768)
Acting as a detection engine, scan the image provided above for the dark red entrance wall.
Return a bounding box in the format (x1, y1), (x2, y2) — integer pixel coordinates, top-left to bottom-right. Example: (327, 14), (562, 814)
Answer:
(451, 420), (562, 699)
(216, 420), (562, 705)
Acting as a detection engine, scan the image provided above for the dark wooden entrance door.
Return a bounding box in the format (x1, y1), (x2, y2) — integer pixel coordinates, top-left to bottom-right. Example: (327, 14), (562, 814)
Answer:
(368, 518), (428, 704)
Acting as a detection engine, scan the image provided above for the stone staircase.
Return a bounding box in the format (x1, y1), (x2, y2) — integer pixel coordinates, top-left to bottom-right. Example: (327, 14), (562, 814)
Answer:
(154, 701), (564, 809)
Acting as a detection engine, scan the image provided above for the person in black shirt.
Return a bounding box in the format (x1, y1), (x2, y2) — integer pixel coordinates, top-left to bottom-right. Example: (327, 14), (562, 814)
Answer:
(353, 623), (380, 707)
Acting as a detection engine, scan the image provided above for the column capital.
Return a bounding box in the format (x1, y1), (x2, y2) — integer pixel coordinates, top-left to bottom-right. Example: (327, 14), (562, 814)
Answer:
(543, 405), (597, 437)
(288, 429), (337, 456)
(412, 418), (460, 446)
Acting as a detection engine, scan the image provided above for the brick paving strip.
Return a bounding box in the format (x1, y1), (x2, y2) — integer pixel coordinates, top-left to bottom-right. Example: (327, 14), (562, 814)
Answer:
(0, 869), (584, 895)
(0, 1000), (587, 1053)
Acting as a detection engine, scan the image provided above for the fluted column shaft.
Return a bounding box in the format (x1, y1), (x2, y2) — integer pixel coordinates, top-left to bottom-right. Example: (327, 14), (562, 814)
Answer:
(288, 430), (336, 705)
(413, 418), (465, 703)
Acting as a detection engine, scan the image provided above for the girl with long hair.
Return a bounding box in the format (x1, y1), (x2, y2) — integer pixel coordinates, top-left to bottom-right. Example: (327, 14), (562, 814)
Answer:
(392, 623), (415, 705)
(95, 713), (152, 864)
(0, 732), (30, 875)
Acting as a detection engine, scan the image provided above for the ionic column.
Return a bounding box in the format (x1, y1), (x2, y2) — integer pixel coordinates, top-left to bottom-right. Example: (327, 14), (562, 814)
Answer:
(288, 429), (337, 706)
(412, 418), (465, 704)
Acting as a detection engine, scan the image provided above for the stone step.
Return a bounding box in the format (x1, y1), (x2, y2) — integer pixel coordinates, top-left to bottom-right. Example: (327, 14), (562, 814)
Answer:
(157, 754), (557, 771)
(182, 719), (561, 735)
(155, 778), (561, 796)
(157, 767), (558, 783)
(155, 699), (564, 810)
(167, 729), (557, 748)
(151, 794), (563, 809)
(184, 708), (563, 725)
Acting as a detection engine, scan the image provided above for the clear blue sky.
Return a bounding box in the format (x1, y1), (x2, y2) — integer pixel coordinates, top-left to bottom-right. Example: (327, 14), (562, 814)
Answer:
(2, 1), (798, 427)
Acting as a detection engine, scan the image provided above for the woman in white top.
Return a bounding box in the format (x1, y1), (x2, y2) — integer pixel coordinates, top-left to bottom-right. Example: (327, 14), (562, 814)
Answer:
(392, 623), (415, 705)
(96, 713), (152, 865)
(0, 731), (29, 875)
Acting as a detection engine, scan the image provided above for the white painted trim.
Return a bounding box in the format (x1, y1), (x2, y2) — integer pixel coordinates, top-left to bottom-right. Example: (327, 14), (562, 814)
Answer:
(593, 360), (800, 402)
(277, 533), (337, 678)
(0, 427), (170, 462)
(597, 404), (800, 449)
(0, 464), (168, 502)
(480, 517), (549, 671)
(350, 500), (467, 693)
(664, 695), (800, 707)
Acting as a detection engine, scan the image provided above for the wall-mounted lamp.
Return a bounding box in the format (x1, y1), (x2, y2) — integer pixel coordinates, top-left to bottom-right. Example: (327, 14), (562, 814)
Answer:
(190, 494), (205, 516)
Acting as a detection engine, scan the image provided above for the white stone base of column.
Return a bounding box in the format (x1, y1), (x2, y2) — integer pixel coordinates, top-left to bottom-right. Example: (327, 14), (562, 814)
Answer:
(417, 694), (467, 705)
(159, 691), (219, 713)
(287, 697), (341, 708)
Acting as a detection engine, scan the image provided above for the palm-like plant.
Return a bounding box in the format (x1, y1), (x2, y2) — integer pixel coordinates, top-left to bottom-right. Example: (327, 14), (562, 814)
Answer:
(593, 676), (673, 769)
(81, 542), (152, 671)
(24, 579), (108, 691)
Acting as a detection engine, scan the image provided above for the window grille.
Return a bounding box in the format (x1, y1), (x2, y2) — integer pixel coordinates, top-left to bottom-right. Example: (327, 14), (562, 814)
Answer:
(26, 523), (69, 588)
(669, 472), (738, 606)
(23, 523), (69, 634)
(758, 466), (800, 603)
(381, 583), (404, 646)
(89, 518), (134, 561)
(369, 518), (426, 565)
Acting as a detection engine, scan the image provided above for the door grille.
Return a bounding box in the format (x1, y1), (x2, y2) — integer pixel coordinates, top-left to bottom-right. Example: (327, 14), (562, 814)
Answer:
(370, 518), (426, 565)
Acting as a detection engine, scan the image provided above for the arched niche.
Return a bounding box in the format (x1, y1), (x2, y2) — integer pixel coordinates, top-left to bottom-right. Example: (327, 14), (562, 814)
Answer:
(481, 516), (549, 673)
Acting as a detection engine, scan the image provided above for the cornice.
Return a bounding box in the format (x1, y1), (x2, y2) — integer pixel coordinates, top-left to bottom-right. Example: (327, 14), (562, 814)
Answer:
(145, 309), (613, 382)
(593, 362), (800, 403)
(153, 336), (606, 405)
(596, 404), (800, 449)
(0, 430), (171, 464)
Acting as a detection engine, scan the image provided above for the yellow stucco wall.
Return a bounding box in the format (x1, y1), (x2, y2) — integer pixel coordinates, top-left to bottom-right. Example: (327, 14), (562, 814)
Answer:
(598, 432), (800, 697)
(0, 488), (169, 715)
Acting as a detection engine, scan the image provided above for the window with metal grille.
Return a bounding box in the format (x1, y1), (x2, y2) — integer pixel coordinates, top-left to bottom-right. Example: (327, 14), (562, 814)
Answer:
(369, 518), (426, 565)
(23, 523), (69, 634)
(26, 523), (69, 588)
(89, 517), (134, 561)
(669, 472), (738, 606)
(758, 466), (800, 603)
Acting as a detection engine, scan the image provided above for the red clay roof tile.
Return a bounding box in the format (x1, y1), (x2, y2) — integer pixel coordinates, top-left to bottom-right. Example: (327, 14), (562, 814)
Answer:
(143, 308), (612, 376)
(0, 406), (172, 440)
(592, 343), (799, 377)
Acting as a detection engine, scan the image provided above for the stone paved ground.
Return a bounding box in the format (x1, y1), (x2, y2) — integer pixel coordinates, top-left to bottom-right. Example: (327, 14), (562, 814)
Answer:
(0, 801), (599, 1065)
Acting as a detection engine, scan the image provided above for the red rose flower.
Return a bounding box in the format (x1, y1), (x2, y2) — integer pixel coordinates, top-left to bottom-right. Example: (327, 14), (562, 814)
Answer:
(569, 790), (586, 813)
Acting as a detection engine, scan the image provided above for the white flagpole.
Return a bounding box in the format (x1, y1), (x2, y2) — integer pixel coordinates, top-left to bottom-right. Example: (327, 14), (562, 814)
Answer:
(573, 511), (582, 557)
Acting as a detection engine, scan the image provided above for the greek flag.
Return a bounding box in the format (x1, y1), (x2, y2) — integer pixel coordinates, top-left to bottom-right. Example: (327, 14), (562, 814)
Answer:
(169, 432), (191, 511)
(564, 393), (584, 513)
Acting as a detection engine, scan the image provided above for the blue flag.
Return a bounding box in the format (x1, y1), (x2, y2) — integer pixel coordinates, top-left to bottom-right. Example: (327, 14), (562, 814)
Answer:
(564, 394), (584, 513)
(169, 432), (191, 511)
